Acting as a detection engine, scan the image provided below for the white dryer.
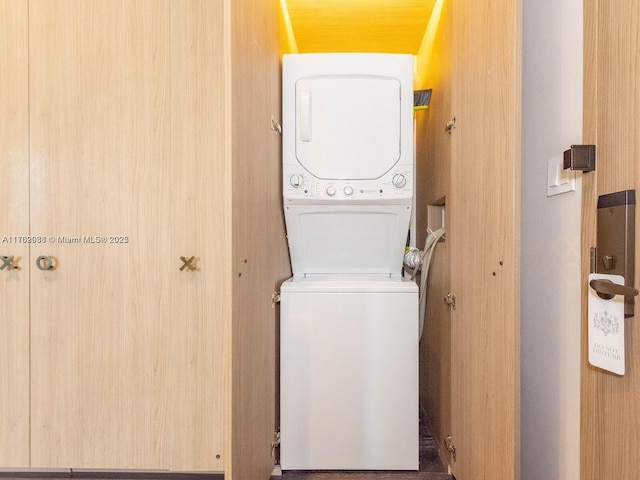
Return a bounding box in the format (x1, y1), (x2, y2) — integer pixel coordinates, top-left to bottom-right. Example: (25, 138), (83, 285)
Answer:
(280, 53), (418, 471)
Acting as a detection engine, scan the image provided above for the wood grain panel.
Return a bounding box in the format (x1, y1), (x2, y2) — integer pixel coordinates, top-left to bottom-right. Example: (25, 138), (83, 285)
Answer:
(581, 0), (640, 478)
(0, 0), (30, 466)
(230, 0), (291, 479)
(449, 0), (521, 478)
(167, 1), (227, 471)
(414, 0), (452, 468)
(594, 1), (640, 195)
(580, 1), (601, 478)
(29, 0), (172, 467)
(28, 0), (227, 469)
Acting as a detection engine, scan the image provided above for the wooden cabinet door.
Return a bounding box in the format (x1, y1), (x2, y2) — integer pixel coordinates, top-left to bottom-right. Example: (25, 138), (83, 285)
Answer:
(449, 0), (521, 478)
(581, 0), (640, 477)
(28, 0), (227, 470)
(0, 0), (30, 466)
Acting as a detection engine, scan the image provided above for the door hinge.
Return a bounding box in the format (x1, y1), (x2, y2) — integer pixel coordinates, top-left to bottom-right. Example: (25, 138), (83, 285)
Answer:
(271, 115), (282, 136)
(271, 430), (281, 458)
(271, 291), (281, 309)
(444, 434), (457, 462)
(445, 116), (457, 134)
(444, 292), (456, 310)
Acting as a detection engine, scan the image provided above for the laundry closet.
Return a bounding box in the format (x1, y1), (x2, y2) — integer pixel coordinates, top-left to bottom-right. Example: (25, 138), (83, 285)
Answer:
(0, 1), (520, 480)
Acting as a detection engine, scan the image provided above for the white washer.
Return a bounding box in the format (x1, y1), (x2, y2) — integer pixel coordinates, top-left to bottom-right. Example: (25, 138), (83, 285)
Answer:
(280, 276), (418, 470)
(280, 53), (418, 471)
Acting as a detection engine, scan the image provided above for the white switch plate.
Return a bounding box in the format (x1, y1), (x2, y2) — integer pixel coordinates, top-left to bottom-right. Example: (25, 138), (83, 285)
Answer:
(547, 154), (576, 197)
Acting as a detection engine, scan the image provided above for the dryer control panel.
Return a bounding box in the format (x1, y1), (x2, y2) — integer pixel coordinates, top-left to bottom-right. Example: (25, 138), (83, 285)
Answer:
(283, 167), (413, 203)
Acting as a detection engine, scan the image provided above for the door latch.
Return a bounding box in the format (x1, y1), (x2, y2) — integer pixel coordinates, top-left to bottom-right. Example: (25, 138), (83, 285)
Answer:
(593, 190), (636, 317)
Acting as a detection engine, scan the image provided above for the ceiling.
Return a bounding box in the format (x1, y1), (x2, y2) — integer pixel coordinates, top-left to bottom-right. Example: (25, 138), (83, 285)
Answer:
(284, 0), (436, 54)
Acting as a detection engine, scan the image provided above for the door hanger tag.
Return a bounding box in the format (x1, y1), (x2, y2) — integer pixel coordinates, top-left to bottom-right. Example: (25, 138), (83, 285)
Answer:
(588, 273), (625, 375)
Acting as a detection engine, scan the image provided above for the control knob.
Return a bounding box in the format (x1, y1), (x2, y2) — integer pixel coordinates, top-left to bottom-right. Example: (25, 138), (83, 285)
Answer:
(326, 186), (336, 197)
(290, 174), (304, 188)
(392, 174), (407, 188)
(344, 186), (354, 196)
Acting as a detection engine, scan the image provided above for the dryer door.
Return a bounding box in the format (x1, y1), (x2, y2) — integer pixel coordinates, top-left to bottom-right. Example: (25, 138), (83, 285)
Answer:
(295, 75), (401, 180)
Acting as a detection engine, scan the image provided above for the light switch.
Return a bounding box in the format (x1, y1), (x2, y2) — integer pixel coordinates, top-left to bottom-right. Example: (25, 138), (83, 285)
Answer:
(547, 154), (576, 197)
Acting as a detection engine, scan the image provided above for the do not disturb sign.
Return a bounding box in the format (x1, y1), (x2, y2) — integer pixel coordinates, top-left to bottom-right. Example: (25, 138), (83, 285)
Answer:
(588, 273), (626, 375)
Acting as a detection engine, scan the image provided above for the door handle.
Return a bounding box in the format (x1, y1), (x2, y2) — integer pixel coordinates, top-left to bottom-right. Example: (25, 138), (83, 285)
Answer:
(299, 91), (312, 142)
(589, 278), (639, 300)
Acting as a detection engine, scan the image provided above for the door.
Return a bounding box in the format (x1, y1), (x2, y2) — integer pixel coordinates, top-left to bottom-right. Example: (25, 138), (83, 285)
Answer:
(29, 1), (172, 466)
(581, 0), (640, 477)
(448, 0), (521, 478)
(0, 0), (29, 466)
(24, 0), (227, 470)
(415, 0), (520, 476)
(294, 75), (401, 180)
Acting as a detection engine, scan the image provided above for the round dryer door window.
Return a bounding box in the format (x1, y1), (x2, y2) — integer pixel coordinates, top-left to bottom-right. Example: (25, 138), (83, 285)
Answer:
(295, 75), (402, 180)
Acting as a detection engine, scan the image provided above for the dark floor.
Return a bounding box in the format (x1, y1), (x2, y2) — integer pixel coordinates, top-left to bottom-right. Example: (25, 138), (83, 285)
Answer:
(0, 473), (220, 480)
(0, 421), (451, 480)
(272, 418), (454, 480)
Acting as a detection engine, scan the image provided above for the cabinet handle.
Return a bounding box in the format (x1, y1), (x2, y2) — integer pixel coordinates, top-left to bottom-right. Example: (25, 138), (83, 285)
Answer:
(179, 256), (198, 271)
(36, 255), (57, 271)
(0, 255), (20, 270)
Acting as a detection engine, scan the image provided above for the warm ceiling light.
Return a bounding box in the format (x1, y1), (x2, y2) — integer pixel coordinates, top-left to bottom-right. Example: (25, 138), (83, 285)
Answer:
(283, 0), (436, 54)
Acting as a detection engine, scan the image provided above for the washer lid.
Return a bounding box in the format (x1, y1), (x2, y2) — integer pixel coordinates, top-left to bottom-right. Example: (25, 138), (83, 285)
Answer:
(281, 275), (418, 294)
(295, 75), (401, 180)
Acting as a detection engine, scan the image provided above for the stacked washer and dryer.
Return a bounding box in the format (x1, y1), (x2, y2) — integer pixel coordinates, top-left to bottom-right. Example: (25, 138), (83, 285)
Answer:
(280, 53), (418, 471)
